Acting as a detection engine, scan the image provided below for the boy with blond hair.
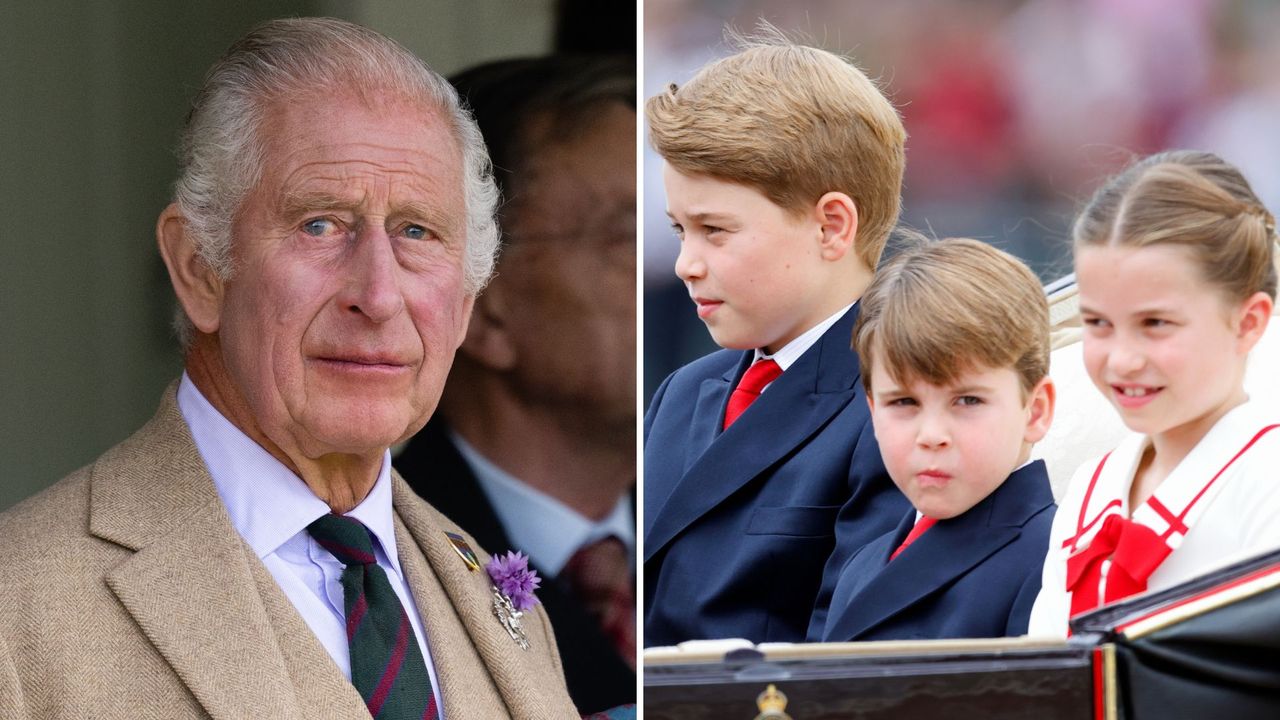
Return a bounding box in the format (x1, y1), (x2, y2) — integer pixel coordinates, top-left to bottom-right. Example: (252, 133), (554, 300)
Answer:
(811, 239), (1057, 642)
(643, 37), (911, 645)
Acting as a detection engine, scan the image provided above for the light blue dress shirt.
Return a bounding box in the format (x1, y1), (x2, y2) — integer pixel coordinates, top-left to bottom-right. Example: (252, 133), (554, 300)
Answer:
(177, 374), (444, 717)
(450, 431), (634, 578)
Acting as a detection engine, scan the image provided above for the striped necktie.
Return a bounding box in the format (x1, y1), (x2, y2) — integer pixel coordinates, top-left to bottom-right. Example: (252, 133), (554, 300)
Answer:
(563, 536), (636, 669)
(307, 513), (438, 720)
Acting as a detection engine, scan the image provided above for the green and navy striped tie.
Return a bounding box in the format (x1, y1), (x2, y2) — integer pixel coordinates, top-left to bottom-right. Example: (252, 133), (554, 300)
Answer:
(307, 513), (438, 719)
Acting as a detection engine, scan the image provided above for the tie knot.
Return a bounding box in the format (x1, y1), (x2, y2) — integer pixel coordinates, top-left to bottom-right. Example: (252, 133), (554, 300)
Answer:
(307, 513), (377, 567)
(738, 358), (782, 394)
(565, 536), (630, 592)
(723, 359), (783, 429)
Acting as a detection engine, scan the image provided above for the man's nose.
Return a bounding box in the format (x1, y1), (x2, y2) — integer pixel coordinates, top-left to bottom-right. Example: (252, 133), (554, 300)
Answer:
(343, 225), (405, 323)
(674, 240), (705, 282)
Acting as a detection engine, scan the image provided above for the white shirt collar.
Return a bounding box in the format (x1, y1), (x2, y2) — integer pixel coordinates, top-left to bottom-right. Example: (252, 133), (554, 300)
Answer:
(754, 302), (856, 371)
(449, 430), (635, 577)
(176, 373), (403, 575)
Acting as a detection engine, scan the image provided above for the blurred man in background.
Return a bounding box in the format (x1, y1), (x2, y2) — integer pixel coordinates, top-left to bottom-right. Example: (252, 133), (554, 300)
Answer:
(394, 55), (637, 714)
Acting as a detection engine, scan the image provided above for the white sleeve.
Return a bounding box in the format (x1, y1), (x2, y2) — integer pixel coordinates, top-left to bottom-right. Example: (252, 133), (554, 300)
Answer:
(1237, 431), (1280, 553)
(1026, 458), (1099, 638)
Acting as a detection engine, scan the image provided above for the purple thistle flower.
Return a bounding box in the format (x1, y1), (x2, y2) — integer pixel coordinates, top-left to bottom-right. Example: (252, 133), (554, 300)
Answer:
(485, 550), (542, 611)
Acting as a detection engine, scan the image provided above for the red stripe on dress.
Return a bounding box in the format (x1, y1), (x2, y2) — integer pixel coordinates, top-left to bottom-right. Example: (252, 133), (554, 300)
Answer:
(1176, 424), (1280, 524)
(347, 592), (368, 642)
(367, 613), (411, 717)
(1068, 452), (1113, 551)
(422, 692), (438, 720)
(1146, 496), (1188, 540)
(1063, 500), (1122, 550)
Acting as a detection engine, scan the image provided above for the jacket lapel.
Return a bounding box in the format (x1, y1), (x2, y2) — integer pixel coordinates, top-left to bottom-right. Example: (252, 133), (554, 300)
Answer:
(827, 512), (1020, 641)
(92, 387), (328, 720)
(247, 557), (372, 718)
(645, 307), (862, 559)
(393, 476), (575, 720)
(684, 355), (749, 471)
(826, 462), (1053, 641)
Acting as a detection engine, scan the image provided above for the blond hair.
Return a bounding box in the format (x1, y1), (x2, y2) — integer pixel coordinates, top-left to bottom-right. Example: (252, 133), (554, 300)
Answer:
(1074, 150), (1277, 302)
(646, 36), (906, 269)
(855, 238), (1050, 396)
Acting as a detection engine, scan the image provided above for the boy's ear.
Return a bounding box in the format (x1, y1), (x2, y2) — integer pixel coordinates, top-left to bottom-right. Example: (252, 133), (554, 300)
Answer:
(1235, 290), (1272, 354)
(457, 279), (518, 371)
(813, 191), (858, 261)
(156, 203), (224, 334)
(1023, 376), (1056, 444)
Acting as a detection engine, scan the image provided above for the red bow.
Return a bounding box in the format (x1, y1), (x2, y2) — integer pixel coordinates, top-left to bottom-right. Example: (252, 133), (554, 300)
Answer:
(1066, 513), (1172, 618)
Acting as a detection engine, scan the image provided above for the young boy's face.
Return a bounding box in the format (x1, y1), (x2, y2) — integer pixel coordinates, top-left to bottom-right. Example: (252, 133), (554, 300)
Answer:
(868, 359), (1053, 520)
(663, 165), (830, 353)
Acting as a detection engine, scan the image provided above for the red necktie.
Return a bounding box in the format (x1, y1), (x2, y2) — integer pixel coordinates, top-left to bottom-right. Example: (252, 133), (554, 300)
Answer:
(563, 536), (635, 669)
(889, 516), (937, 561)
(723, 359), (782, 429)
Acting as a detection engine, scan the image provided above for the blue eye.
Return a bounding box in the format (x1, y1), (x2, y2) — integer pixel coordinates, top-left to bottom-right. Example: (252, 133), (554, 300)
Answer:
(956, 396), (983, 407)
(404, 224), (428, 241)
(302, 218), (334, 237)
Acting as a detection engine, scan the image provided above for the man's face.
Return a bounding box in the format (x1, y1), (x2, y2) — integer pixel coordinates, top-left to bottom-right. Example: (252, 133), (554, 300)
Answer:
(664, 167), (827, 354)
(211, 91), (473, 459)
(496, 103), (636, 431)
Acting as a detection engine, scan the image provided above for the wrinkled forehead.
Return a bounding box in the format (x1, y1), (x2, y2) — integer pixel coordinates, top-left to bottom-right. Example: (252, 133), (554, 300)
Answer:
(259, 84), (462, 160)
(249, 88), (466, 214)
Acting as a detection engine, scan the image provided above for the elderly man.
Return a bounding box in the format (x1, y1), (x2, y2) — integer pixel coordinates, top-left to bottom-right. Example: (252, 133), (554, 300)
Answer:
(393, 56), (636, 714)
(0, 18), (578, 720)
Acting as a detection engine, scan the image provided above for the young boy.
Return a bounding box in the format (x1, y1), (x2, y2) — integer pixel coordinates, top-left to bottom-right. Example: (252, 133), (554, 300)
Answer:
(643, 37), (912, 646)
(809, 239), (1057, 642)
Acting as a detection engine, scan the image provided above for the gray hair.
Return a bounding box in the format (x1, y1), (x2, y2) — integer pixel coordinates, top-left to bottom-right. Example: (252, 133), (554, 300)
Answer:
(171, 16), (500, 346)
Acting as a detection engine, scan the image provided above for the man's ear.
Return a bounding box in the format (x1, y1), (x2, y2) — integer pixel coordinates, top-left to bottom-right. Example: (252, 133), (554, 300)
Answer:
(1024, 376), (1056, 444)
(814, 191), (859, 262)
(457, 279), (517, 371)
(156, 203), (224, 334)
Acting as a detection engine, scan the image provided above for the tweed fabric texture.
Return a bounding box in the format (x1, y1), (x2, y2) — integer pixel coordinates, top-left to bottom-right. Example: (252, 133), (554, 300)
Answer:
(0, 383), (578, 719)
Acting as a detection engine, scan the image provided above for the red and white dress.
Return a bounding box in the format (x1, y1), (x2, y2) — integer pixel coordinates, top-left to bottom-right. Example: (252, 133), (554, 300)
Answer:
(1028, 400), (1280, 637)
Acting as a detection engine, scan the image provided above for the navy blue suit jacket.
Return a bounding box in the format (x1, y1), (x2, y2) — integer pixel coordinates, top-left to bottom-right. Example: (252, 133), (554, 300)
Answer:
(812, 460), (1056, 642)
(394, 419), (634, 714)
(643, 306), (909, 646)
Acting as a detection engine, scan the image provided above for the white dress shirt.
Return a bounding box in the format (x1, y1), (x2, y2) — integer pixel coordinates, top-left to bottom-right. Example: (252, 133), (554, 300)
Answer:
(451, 431), (635, 578)
(752, 302), (856, 391)
(177, 374), (444, 716)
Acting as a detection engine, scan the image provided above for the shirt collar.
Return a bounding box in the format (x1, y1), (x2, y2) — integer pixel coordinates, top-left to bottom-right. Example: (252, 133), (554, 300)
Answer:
(177, 373), (402, 573)
(754, 301), (856, 371)
(450, 430), (635, 577)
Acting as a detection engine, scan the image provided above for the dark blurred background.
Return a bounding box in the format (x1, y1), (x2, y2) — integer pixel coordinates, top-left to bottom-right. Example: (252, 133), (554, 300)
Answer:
(0, 0), (636, 511)
(643, 0), (1280, 404)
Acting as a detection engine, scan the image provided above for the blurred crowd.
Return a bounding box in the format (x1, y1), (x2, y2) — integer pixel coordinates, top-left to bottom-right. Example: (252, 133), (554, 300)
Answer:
(643, 0), (1280, 400)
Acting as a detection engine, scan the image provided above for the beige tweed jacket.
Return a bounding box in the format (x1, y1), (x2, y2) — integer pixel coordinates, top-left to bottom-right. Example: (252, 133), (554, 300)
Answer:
(0, 386), (579, 719)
